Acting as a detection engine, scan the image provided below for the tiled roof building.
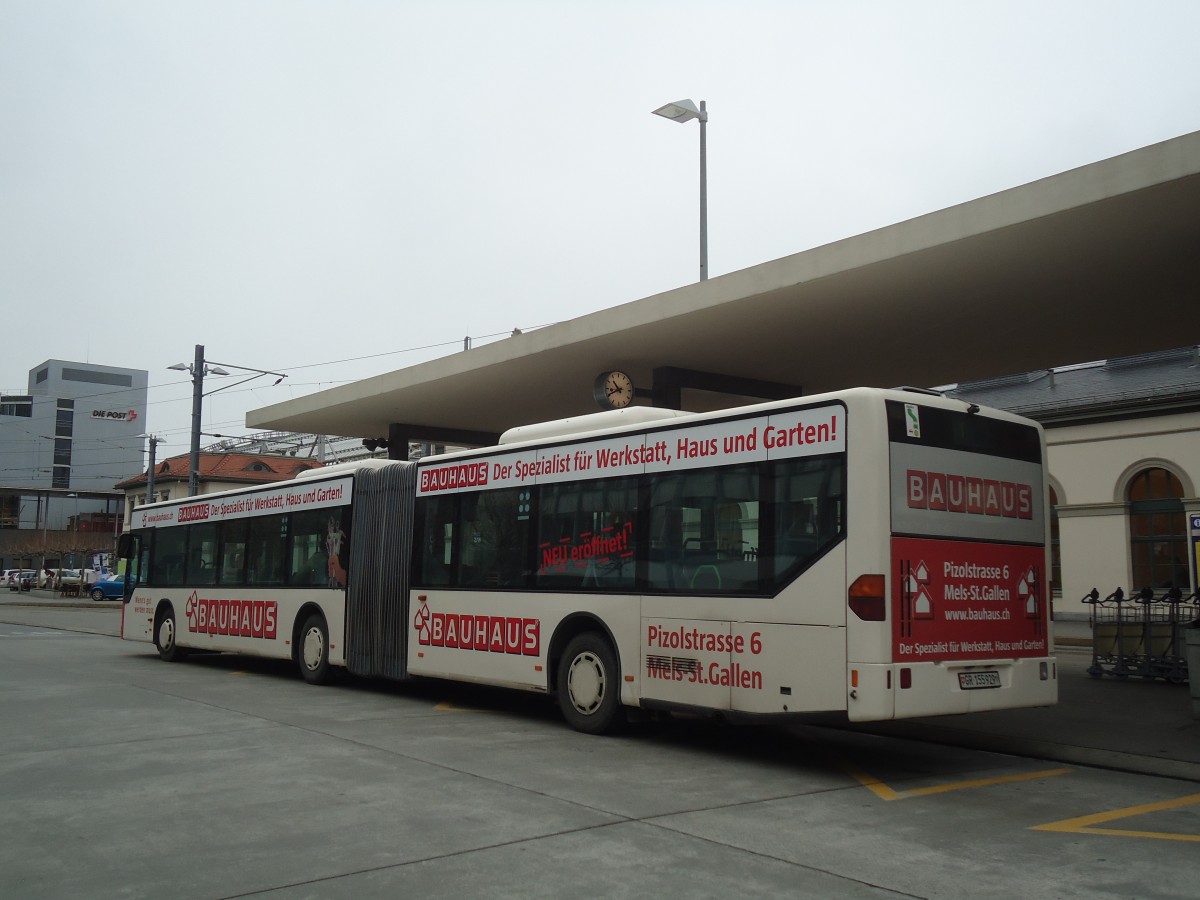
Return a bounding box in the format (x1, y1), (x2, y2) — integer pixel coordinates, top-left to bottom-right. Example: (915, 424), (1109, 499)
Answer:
(117, 452), (323, 525)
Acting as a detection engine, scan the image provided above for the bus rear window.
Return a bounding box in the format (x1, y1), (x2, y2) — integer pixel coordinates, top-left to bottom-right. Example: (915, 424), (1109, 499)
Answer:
(886, 400), (1041, 463)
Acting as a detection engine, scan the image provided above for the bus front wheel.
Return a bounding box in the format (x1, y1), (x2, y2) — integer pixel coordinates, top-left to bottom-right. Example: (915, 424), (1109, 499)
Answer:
(557, 632), (624, 735)
(298, 614), (333, 685)
(154, 605), (186, 662)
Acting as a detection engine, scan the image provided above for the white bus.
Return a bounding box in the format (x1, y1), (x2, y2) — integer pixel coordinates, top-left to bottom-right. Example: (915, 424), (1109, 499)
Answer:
(118, 387), (1057, 733)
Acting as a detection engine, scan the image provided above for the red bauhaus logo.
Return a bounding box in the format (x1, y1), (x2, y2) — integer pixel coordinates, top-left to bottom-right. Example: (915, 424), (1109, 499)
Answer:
(414, 598), (539, 655)
(418, 462), (489, 493)
(178, 503), (211, 523)
(906, 469), (1032, 520)
(185, 592), (277, 639)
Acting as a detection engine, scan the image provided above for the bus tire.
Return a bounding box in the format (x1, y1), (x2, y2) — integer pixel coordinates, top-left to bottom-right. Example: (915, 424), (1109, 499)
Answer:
(298, 613), (333, 685)
(557, 632), (624, 735)
(154, 604), (186, 662)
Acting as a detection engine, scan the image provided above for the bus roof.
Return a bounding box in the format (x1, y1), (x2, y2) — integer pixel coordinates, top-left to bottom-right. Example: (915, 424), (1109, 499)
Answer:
(293, 458), (402, 480)
(416, 386), (1032, 465)
(499, 407), (686, 446)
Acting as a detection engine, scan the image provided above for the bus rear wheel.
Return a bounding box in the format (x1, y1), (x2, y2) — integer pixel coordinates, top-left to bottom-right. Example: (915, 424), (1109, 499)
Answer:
(298, 613), (333, 685)
(154, 605), (186, 662)
(557, 632), (624, 735)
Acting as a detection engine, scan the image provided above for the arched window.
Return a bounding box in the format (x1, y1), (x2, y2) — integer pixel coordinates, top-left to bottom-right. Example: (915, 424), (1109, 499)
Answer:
(1048, 486), (1061, 596)
(1127, 467), (1189, 591)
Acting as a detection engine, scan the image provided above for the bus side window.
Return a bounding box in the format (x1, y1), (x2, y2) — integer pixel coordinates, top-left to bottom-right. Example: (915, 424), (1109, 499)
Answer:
(150, 526), (187, 587)
(717, 502), (742, 556)
(289, 509), (330, 587)
(647, 466), (761, 594)
(647, 475), (692, 591)
(771, 455), (845, 583)
(128, 530), (152, 586)
(536, 478), (636, 591)
(247, 514), (286, 586)
(186, 522), (219, 586)
(415, 496), (455, 587)
(220, 521), (248, 585)
(457, 489), (530, 588)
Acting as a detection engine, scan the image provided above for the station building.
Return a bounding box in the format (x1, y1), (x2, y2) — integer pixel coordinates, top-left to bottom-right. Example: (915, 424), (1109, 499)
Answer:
(247, 130), (1200, 613)
(947, 347), (1199, 610)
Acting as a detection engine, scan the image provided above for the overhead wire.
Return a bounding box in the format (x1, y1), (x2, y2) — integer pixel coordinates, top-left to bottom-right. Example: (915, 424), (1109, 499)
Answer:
(0, 322), (559, 468)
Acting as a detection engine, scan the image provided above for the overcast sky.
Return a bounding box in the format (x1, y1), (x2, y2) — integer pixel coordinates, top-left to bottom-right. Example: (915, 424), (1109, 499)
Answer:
(2, 1), (1198, 459)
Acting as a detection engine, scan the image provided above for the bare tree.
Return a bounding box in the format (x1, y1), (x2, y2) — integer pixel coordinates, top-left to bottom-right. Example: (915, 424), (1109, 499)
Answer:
(6, 532), (114, 573)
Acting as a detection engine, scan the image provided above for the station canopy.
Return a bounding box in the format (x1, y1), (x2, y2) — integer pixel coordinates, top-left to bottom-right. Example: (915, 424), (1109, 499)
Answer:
(248, 130), (1200, 447)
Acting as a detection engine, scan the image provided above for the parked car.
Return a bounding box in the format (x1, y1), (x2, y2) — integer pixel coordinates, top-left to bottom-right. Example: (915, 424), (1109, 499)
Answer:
(89, 574), (134, 601)
(7, 569), (37, 591)
(55, 569), (82, 588)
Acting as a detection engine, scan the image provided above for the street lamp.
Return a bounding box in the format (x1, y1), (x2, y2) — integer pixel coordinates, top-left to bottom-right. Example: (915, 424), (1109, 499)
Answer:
(652, 98), (708, 281)
(168, 345), (286, 497)
(144, 435), (163, 504)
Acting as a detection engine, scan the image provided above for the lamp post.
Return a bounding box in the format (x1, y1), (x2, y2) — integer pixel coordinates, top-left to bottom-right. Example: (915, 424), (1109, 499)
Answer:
(168, 345), (286, 497)
(652, 98), (708, 281)
(66, 492), (79, 572)
(169, 345), (228, 497)
(145, 435), (162, 504)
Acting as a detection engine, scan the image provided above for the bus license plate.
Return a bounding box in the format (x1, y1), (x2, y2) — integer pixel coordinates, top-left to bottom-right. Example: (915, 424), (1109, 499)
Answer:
(958, 671), (1001, 690)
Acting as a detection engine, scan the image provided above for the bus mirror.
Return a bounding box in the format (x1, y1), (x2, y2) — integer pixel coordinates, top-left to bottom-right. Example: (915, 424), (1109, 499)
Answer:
(117, 534), (134, 558)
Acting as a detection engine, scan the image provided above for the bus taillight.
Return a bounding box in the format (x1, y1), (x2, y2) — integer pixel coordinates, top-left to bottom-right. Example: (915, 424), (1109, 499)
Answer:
(848, 574), (886, 621)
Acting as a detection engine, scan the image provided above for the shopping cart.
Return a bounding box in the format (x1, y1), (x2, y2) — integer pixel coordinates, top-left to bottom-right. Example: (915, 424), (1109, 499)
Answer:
(1086, 587), (1198, 682)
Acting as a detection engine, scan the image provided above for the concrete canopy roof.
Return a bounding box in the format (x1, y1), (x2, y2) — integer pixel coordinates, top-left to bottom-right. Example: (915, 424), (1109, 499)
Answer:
(249, 130), (1200, 443)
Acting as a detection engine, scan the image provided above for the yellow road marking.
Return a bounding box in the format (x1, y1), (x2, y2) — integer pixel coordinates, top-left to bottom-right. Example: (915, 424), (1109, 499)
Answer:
(903, 768), (1072, 798)
(840, 759), (1070, 801)
(1033, 793), (1200, 842)
(840, 760), (902, 801)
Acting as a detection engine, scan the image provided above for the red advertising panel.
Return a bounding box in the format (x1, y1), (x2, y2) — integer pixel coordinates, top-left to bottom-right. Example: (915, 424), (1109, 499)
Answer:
(131, 477), (352, 530)
(892, 536), (1048, 662)
(417, 403), (844, 495)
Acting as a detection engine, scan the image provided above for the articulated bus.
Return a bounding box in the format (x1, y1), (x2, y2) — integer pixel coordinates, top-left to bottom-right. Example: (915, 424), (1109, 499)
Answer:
(118, 387), (1057, 733)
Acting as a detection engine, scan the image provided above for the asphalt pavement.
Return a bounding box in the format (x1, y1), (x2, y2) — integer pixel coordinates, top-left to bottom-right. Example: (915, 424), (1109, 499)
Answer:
(3, 591), (1197, 784)
(847, 615), (1200, 784)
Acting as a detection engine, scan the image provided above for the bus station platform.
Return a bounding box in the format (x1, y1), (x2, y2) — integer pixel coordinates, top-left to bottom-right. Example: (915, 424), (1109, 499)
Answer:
(842, 614), (1200, 784)
(1, 594), (1197, 783)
